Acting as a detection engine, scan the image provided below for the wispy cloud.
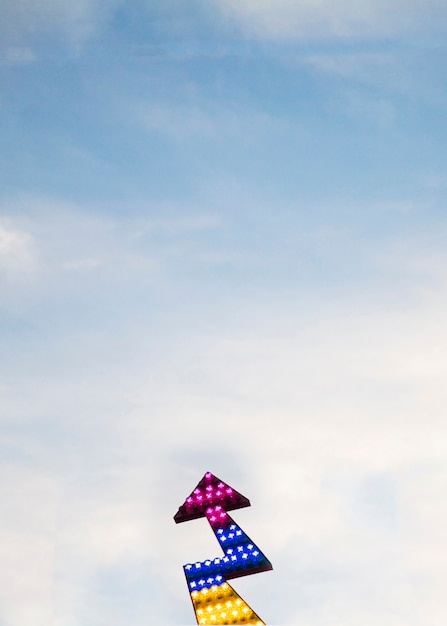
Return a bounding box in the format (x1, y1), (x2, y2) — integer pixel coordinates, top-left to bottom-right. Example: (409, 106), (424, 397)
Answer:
(211, 0), (447, 40)
(135, 99), (281, 144)
(0, 195), (225, 314)
(0, 221), (37, 273)
(0, 0), (120, 53)
(0, 46), (36, 66)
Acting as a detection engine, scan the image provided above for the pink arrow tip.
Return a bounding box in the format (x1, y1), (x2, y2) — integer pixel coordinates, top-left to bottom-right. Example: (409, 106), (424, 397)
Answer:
(174, 472), (251, 523)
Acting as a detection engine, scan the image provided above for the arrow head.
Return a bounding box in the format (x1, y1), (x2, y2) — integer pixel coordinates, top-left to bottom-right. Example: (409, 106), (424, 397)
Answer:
(174, 472), (251, 523)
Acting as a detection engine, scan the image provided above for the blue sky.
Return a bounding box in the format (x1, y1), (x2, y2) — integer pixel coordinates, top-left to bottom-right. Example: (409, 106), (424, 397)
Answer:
(1, 2), (447, 625)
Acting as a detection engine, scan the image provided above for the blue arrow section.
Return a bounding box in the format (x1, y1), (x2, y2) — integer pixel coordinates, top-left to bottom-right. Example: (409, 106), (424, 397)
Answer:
(183, 510), (272, 591)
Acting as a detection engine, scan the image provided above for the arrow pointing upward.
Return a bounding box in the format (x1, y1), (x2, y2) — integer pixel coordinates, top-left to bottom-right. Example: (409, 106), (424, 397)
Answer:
(174, 471), (251, 523)
(174, 471), (272, 625)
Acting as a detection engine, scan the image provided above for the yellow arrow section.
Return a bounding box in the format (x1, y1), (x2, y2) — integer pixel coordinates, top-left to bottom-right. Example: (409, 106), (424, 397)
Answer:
(190, 581), (265, 625)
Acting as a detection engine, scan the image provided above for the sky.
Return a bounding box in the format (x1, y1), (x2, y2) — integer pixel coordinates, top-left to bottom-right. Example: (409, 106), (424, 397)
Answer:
(1, 1), (447, 625)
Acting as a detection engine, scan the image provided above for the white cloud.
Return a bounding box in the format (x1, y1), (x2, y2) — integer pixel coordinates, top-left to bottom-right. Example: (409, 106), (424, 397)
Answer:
(0, 221), (37, 273)
(123, 288), (447, 623)
(0, 466), (57, 626)
(1, 196), (447, 624)
(0, 195), (227, 300)
(211, 0), (447, 40)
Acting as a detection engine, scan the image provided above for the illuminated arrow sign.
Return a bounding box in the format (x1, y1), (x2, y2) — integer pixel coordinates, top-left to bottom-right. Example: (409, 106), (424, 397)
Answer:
(174, 471), (273, 625)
